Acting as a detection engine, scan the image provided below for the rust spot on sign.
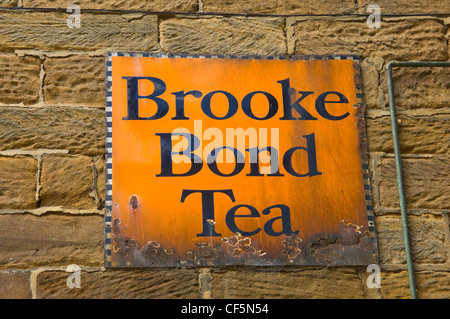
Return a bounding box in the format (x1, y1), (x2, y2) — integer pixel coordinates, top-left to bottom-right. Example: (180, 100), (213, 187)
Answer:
(112, 219), (138, 259)
(129, 195), (139, 211)
(111, 218), (178, 267)
(354, 103), (369, 156)
(281, 235), (303, 260)
(302, 220), (375, 266)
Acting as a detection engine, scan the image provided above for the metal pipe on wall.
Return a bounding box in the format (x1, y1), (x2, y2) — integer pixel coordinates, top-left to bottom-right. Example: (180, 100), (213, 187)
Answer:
(385, 60), (450, 299)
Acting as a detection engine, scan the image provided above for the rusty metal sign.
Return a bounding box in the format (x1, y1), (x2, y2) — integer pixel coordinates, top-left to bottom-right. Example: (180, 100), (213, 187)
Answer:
(104, 53), (378, 268)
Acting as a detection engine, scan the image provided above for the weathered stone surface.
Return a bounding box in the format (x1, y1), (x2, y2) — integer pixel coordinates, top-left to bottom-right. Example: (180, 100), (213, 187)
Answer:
(366, 113), (450, 154)
(291, 19), (448, 61)
(160, 17), (286, 55)
(203, 0), (356, 14)
(0, 271), (32, 299)
(361, 58), (384, 109)
(40, 155), (94, 210)
(0, 12), (159, 51)
(210, 268), (365, 298)
(0, 106), (105, 156)
(379, 270), (410, 299)
(381, 270), (450, 299)
(0, 156), (37, 209)
(375, 214), (448, 265)
(0, 0), (17, 6)
(377, 157), (450, 209)
(447, 27), (450, 59)
(358, 0), (450, 14)
(0, 214), (103, 269)
(0, 55), (40, 105)
(23, 0), (198, 11)
(36, 269), (198, 298)
(44, 56), (104, 107)
(414, 271), (450, 299)
(94, 157), (105, 209)
(381, 66), (450, 110)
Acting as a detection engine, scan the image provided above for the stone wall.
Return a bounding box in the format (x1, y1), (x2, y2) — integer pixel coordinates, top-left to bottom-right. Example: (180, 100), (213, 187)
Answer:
(0, 1), (448, 299)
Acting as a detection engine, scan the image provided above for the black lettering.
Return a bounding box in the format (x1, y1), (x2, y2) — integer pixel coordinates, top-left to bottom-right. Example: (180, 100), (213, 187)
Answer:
(315, 91), (350, 121)
(282, 133), (322, 177)
(180, 189), (235, 237)
(122, 76), (169, 120)
(241, 91), (278, 120)
(246, 147), (283, 176)
(156, 133), (203, 177)
(278, 78), (317, 120)
(207, 146), (245, 177)
(201, 90), (238, 120)
(225, 204), (261, 236)
(171, 90), (202, 120)
(262, 204), (299, 236)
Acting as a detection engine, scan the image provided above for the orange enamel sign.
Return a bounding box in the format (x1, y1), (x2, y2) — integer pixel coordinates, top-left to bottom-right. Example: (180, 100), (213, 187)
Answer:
(104, 53), (378, 267)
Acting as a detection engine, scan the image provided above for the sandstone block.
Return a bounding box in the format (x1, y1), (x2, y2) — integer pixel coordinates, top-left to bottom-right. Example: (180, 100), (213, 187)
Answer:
(0, 271), (32, 299)
(210, 268), (365, 298)
(23, 0), (198, 11)
(358, 0), (450, 14)
(375, 214), (448, 265)
(0, 106), (105, 156)
(0, 156), (37, 209)
(366, 113), (450, 155)
(40, 154), (95, 210)
(0, 55), (40, 105)
(202, 0), (356, 15)
(377, 157), (450, 209)
(379, 270), (410, 299)
(0, 0), (17, 6)
(381, 270), (450, 299)
(44, 56), (104, 107)
(0, 214), (103, 269)
(413, 271), (450, 299)
(0, 12), (158, 52)
(160, 17), (286, 56)
(291, 19), (447, 61)
(381, 66), (450, 110)
(36, 269), (198, 298)
(361, 58), (384, 109)
(447, 27), (450, 58)
(94, 157), (105, 208)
